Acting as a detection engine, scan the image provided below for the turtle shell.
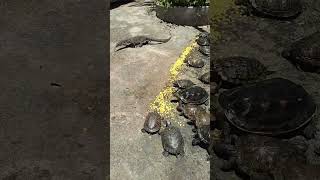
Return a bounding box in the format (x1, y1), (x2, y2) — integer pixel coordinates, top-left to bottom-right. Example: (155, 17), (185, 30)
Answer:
(213, 56), (271, 85)
(218, 78), (317, 135)
(187, 58), (205, 68)
(173, 79), (195, 89)
(199, 72), (210, 84)
(176, 86), (209, 105)
(161, 125), (184, 155)
(199, 46), (210, 56)
(282, 31), (320, 73)
(234, 135), (307, 177)
(249, 0), (302, 19)
(142, 112), (162, 134)
(196, 32), (210, 46)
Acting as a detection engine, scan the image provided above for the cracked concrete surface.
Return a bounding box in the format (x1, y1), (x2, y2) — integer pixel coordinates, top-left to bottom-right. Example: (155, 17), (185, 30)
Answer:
(110, 2), (209, 180)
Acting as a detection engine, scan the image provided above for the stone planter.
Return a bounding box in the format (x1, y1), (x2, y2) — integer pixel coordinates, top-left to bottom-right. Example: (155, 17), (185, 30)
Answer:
(155, 4), (209, 26)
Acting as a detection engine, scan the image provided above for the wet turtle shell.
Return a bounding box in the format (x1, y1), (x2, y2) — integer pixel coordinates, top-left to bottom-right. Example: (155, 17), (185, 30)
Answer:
(218, 78), (317, 136)
(141, 112), (162, 134)
(213, 56), (273, 86)
(173, 79), (195, 89)
(196, 32), (210, 46)
(282, 31), (320, 73)
(160, 121), (184, 158)
(199, 46), (210, 56)
(238, 0), (302, 19)
(187, 58), (205, 68)
(199, 72), (210, 84)
(214, 135), (309, 179)
(174, 86), (209, 105)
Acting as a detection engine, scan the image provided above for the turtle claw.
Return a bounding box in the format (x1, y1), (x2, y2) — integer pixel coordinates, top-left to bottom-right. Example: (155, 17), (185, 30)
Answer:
(141, 129), (146, 133)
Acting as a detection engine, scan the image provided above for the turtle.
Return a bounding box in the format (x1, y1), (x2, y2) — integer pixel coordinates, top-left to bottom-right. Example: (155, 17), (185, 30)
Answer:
(212, 56), (274, 93)
(282, 31), (320, 73)
(173, 79), (195, 89)
(199, 71), (210, 84)
(235, 0), (303, 19)
(199, 45), (210, 56)
(187, 57), (205, 68)
(192, 124), (211, 147)
(216, 78), (318, 139)
(212, 134), (312, 180)
(160, 121), (185, 158)
(196, 32), (210, 46)
(172, 86), (209, 105)
(141, 112), (162, 134)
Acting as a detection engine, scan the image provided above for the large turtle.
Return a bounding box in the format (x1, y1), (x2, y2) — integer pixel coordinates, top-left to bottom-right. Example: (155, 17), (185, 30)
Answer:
(212, 56), (274, 93)
(160, 121), (185, 158)
(216, 78), (317, 138)
(212, 135), (317, 180)
(172, 86), (209, 105)
(282, 31), (320, 73)
(235, 0), (303, 19)
(141, 112), (162, 134)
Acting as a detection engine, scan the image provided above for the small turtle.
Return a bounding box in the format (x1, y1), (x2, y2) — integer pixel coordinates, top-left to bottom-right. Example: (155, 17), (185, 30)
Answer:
(235, 0), (302, 19)
(212, 56), (274, 92)
(196, 32), (210, 46)
(173, 79), (195, 89)
(187, 57), (205, 68)
(199, 72), (210, 84)
(160, 121), (185, 158)
(213, 135), (311, 179)
(172, 86), (209, 105)
(282, 31), (320, 73)
(217, 78), (317, 138)
(192, 124), (210, 147)
(141, 112), (162, 134)
(176, 102), (201, 120)
(199, 45), (210, 56)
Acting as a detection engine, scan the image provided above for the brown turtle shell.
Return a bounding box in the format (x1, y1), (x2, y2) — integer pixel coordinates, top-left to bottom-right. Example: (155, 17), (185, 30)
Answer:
(218, 78), (316, 135)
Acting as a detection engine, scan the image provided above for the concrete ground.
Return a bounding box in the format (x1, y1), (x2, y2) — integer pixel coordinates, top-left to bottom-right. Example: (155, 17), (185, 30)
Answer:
(110, 2), (209, 180)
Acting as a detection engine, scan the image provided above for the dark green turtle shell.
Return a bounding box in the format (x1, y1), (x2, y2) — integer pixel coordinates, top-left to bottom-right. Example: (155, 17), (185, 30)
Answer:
(175, 86), (209, 105)
(218, 78), (317, 135)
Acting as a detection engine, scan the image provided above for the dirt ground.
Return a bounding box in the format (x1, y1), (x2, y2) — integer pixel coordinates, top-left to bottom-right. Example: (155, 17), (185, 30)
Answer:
(110, 1), (210, 180)
(0, 1), (108, 179)
(210, 0), (320, 179)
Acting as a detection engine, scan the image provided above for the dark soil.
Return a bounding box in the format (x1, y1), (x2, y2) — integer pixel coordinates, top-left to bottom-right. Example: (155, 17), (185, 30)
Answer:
(211, 0), (320, 179)
(0, 1), (108, 179)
